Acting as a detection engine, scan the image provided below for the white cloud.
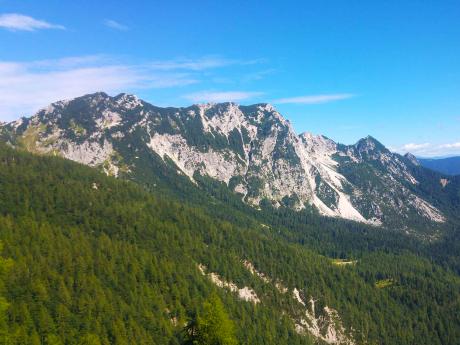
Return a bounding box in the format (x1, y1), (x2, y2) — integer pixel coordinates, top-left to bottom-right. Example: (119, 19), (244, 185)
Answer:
(395, 142), (460, 157)
(0, 13), (65, 31)
(0, 55), (263, 121)
(273, 94), (354, 104)
(184, 91), (263, 103)
(439, 142), (460, 149)
(149, 57), (261, 71)
(401, 143), (431, 151)
(104, 19), (129, 31)
(0, 56), (199, 121)
(31, 55), (113, 69)
(150, 58), (231, 71)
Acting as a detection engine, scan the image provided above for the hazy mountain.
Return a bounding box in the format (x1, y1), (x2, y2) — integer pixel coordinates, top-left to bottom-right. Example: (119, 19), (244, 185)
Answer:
(418, 156), (460, 175)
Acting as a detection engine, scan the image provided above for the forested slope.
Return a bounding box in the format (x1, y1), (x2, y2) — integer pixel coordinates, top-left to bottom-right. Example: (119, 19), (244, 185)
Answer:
(0, 144), (459, 344)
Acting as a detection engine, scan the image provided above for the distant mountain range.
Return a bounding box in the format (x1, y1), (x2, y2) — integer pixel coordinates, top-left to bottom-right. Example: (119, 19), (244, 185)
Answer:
(1, 92), (459, 233)
(418, 156), (460, 175)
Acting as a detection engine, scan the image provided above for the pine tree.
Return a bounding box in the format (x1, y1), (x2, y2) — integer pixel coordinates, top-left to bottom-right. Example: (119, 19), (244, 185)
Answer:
(184, 293), (237, 345)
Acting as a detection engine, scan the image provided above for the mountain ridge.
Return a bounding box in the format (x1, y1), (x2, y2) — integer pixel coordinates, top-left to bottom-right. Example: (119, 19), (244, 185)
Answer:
(0, 92), (454, 230)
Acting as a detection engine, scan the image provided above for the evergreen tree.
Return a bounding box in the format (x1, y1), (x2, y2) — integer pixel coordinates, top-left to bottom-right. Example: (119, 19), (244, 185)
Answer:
(184, 294), (237, 345)
(0, 242), (12, 344)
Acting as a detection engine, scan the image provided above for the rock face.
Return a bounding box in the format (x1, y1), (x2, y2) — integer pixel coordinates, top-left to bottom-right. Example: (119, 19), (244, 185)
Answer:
(0, 92), (446, 227)
(404, 152), (420, 166)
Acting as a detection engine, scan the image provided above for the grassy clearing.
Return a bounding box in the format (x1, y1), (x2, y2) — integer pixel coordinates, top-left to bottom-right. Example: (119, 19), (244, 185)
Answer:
(331, 258), (358, 266)
(375, 279), (394, 288)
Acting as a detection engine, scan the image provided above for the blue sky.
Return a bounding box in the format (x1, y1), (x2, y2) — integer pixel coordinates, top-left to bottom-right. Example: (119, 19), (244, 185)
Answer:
(0, 0), (459, 156)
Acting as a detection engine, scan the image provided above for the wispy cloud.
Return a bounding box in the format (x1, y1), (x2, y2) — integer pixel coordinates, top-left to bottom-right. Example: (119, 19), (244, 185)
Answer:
(0, 56), (199, 121)
(439, 142), (460, 149)
(149, 57), (262, 71)
(273, 93), (354, 104)
(242, 68), (276, 82)
(401, 143), (431, 151)
(0, 13), (65, 31)
(150, 58), (232, 71)
(0, 55), (264, 121)
(104, 19), (129, 31)
(184, 91), (263, 103)
(30, 55), (114, 69)
(395, 141), (460, 157)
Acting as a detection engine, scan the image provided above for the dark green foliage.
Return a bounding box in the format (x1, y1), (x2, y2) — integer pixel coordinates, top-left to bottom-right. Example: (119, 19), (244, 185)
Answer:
(314, 175), (339, 209)
(227, 128), (245, 159)
(405, 163), (460, 213)
(228, 176), (244, 193)
(183, 294), (237, 345)
(0, 144), (314, 345)
(0, 144), (459, 345)
(0, 243), (12, 344)
(240, 176), (260, 198)
(281, 194), (301, 208)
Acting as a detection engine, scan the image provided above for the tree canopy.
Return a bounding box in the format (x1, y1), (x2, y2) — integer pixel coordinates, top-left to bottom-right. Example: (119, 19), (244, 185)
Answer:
(184, 294), (237, 345)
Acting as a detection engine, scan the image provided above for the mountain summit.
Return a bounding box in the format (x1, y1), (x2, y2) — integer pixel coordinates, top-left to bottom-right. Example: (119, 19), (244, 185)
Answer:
(0, 92), (448, 228)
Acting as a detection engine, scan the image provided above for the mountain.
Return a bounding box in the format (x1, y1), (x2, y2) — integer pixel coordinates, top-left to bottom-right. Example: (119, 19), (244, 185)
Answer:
(418, 156), (460, 175)
(1, 143), (460, 345)
(0, 92), (457, 232)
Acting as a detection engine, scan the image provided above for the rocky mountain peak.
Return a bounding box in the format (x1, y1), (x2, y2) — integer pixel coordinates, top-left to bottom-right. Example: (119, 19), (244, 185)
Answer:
(404, 152), (420, 166)
(0, 92), (447, 229)
(355, 135), (384, 151)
